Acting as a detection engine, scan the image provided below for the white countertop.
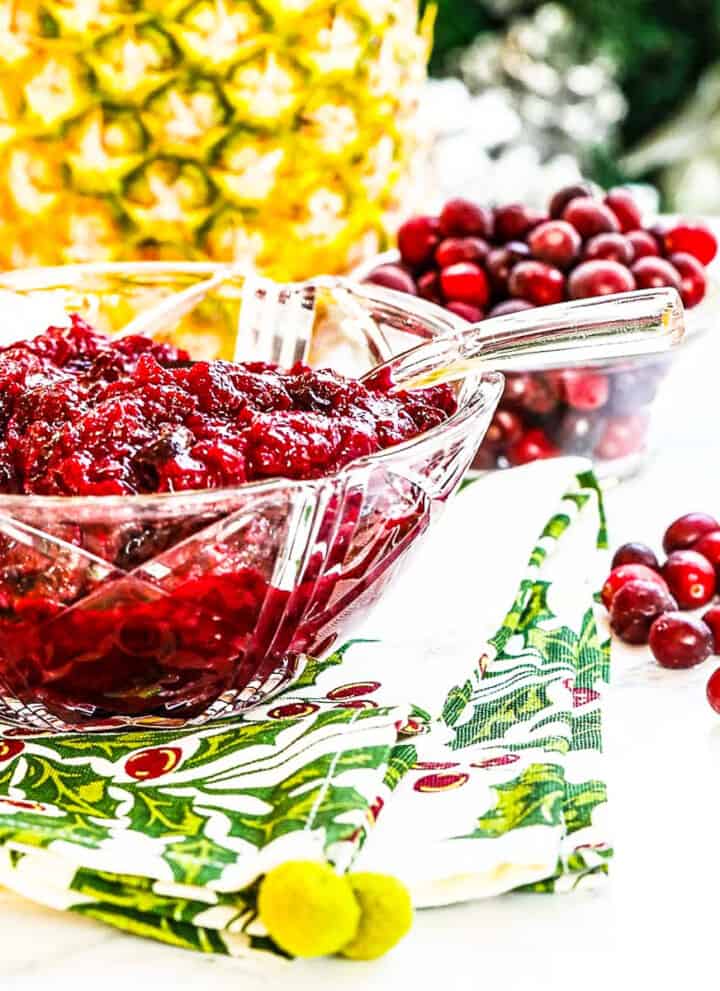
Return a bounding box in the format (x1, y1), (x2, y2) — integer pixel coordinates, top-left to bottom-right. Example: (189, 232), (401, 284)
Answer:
(4, 331), (720, 990)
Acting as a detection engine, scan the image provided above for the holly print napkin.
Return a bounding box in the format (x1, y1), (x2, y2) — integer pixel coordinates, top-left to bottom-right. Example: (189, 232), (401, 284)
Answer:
(0, 459), (611, 958)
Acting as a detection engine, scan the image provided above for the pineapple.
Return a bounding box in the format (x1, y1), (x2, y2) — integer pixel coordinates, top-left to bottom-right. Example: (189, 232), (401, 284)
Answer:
(0, 0), (432, 280)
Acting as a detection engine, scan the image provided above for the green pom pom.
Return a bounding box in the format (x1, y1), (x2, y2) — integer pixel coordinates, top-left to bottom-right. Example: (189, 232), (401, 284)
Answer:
(340, 872), (413, 960)
(257, 860), (360, 958)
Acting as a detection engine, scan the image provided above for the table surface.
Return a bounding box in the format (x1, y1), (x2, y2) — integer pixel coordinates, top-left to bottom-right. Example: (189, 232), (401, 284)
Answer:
(3, 331), (719, 990)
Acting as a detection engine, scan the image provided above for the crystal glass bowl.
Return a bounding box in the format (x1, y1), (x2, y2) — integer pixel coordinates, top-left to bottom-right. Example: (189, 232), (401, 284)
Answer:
(0, 264), (502, 731)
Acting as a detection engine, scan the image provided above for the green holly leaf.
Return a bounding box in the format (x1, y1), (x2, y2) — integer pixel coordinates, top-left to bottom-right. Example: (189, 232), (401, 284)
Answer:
(161, 833), (239, 886)
(575, 607), (611, 687)
(292, 638), (379, 690)
(384, 743), (417, 791)
(34, 727), (203, 762)
(541, 512), (570, 541)
(128, 788), (208, 838)
(181, 720), (291, 772)
(74, 902), (229, 954)
(564, 778), (607, 833)
(451, 682), (553, 750)
(462, 762), (565, 839)
(442, 679), (473, 727)
(17, 755), (120, 819)
(525, 623), (579, 668)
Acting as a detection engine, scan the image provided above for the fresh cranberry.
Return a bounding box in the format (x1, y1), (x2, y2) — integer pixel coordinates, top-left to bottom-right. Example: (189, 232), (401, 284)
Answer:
(702, 606), (720, 651)
(649, 613), (713, 669)
(397, 215), (440, 267)
(554, 411), (603, 455)
(487, 299), (535, 318)
(562, 198), (620, 238)
(668, 252), (707, 308)
(417, 269), (442, 302)
(445, 301), (484, 322)
(506, 428), (558, 466)
(662, 550), (717, 609)
(560, 369), (609, 411)
(663, 513), (720, 553)
(610, 578), (677, 645)
(692, 530), (720, 577)
(438, 198), (493, 239)
(603, 188), (642, 232)
(626, 230), (660, 259)
(663, 221), (718, 265)
(601, 563), (669, 610)
(365, 264), (417, 296)
(611, 542), (659, 571)
(548, 182), (596, 218)
(502, 373), (558, 415)
(594, 414), (647, 461)
(435, 236), (489, 268)
(527, 220), (581, 269)
(508, 260), (564, 305)
(485, 409), (524, 449)
(707, 668), (720, 712)
(583, 233), (634, 266)
(440, 262), (490, 306)
(485, 242), (531, 293)
(493, 204), (547, 242)
(568, 260), (635, 299)
(631, 256), (682, 292)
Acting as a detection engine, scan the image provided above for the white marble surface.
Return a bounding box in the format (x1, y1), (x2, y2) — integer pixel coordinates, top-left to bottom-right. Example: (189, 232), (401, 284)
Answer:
(3, 328), (720, 990)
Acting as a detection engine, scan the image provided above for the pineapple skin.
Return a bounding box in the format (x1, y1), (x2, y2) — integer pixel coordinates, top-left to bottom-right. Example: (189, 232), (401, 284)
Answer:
(0, 1), (432, 280)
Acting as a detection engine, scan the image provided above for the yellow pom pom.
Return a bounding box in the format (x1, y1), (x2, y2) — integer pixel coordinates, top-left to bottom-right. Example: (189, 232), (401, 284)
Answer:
(257, 860), (360, 958)
(340, 872), (413, 960)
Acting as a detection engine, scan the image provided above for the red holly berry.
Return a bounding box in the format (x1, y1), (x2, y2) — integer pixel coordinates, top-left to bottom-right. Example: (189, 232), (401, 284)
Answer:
(125, 746), (182, 781)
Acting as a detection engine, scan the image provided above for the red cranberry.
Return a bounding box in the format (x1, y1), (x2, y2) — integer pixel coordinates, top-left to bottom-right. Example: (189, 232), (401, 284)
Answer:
(603, 188), (642, 232)
(508, 260), (565, 305)
(594, 414), (647, 460)
(662, 550), (717, 609)
(485, 409), (524, 449)
(692, 530), (720, 577)
(487, 299), (535, 318)
(663, 513), (719, 554)
(549, 182), (596, 218)
(445, 301), (484, 322)
(610, 579), (677, 645)
(649, 613), (713, 669)
(527, 220), (581, 269)
(601, 563), (669, 610)
(440, 262), (490, 306)
(365, 264), (417, 296)
(560, 369), (609, 411)
(664, 221), (718, 265)
(435, 236), (489, 268)
(417, 269), (442, 302)
(485, 242), (531, 293)
(568, 260), (635, 299)
(503, 373), (558, 415)
(706, 667), (720, 712)
(626, 230), (660, 259)
(493, 204), (547, 242)
(702, 606), (720, 651)
(397, 215), (440, 267)
(562, 197), (620, 238)
(631, 256), (682, 292)
(668, 252), (707, 308)
(554, 411), (604, 454)
(583, 233), (634, 266)
(506, 428), (558, 466)
(438, 198), (493, 239)
(611, 542), (659, 571)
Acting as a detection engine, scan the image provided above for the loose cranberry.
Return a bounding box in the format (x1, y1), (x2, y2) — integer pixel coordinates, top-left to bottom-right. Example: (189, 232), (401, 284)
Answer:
(506, 427), (558, 466)
(397, 215), (440, 267)
(527, 220), (581, 268)
(702, 606), (720, 651)
(562, 197), (620, 238)
(485, 242), (531, 293)
(561, 369), (609, 411)
(649, 613), (713, 669)
(583, 233), (634, 266)
(663, 513), (720, 553)
(445, 301), (484, 322)
(631, 256), (682, 292)
(549, 182), (596, 218)
(438, 198), (493, 239)
(487, 299), (535, 318)
(611, 542), (659, 571)
(626, 230), (660, 259)
(664, 221), (718, 265)
(485, 409), (524, 448)
(417, 269), (442, 302)
(594, 414), (647, 460)
(508, 260), (565, 305)
(692, 530), (720, 577)
(706, 667), (720, 712)
(440, 262), (490, 306)
(662, 550), (717, 609)
(603, 188), (643, 232)
(493, 204), (547, 242)
(365, 264), (417, 296)
(610, 578), (677, 645)
(668, 252), (707, 308)
(568, 260), (635, 299)
(601, 563), (669, 610)
(435, 236), (489, 269)
(502, 372), (558, 415)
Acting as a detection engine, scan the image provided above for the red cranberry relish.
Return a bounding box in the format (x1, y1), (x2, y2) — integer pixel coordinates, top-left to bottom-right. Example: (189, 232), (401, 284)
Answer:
(0, 317), (456, 497)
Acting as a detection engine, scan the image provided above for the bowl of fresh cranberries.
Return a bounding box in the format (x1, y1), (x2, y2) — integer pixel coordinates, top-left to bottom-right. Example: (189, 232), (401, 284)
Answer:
(359, 183), (719, 477)
(0, 265), (504, 732)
